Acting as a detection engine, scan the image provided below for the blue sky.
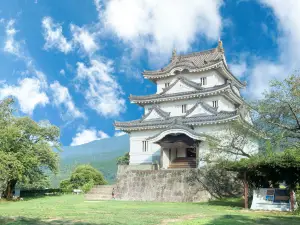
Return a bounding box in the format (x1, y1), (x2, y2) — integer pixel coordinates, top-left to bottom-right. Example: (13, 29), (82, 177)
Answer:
(0, 0), (297, 146)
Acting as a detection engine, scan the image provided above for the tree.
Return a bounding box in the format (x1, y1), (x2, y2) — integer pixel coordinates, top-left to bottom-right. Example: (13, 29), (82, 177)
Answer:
(117, 152), (130, 165)
(219, 147), (300, 209)
(60, 164), (107, 192)
(206, 121), (261, 161)
(251, 74), (300, 149)
(0, 98), (60, 199)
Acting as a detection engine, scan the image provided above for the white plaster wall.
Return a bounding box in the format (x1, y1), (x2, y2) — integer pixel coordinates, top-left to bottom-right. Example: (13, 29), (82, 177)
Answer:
(156, 70), (226, 93)
(130, 129), (162, 165)
(204, 96), (236, 111)
(144, 96), (235, 118)
(129, 123), (259, 165)
(144, 110), (162, 120)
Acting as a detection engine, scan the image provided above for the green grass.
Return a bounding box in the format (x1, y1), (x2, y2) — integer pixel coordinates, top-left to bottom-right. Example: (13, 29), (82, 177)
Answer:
(0, 195), (299, 225)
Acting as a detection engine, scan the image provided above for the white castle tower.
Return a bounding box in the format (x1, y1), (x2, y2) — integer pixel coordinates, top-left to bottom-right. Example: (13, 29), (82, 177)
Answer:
(115, 41), (256, 169)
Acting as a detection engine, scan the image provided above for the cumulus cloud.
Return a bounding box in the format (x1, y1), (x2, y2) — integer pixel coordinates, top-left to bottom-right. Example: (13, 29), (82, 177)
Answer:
(50, 81), (85, 119)
(59, 69), (65, 76)
(243, 0), (300, 98)
(114, 131), (126, 137)
(42, 17), (73, 54)
(4, 20), (21, 57)
(70, 24), (99, 55)
(229, 61), (247, 78)
(102, 0), (222, 57)
(70, 128), (109, 146)
(0, 78), (49, 114)
(76, 59), (126, 117)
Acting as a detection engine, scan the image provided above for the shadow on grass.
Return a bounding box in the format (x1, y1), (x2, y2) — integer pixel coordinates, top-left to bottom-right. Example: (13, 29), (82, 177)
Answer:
(205, 214), (300, 225)
(196, 198), (244, 209)
(0, 216), (123, 225)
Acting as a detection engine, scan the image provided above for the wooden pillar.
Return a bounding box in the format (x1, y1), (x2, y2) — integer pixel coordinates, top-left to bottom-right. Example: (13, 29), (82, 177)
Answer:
(243, 171), (249, 209)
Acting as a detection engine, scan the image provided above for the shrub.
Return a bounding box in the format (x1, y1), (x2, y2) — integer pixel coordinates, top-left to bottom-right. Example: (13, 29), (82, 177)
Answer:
(59, 164), (107, 192)
(81, 180), (94, 193)
(117, 152), (130, 165)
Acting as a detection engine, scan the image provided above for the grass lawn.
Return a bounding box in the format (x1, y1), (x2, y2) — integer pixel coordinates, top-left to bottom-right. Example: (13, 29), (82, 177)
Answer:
(0, 195), (299, 225)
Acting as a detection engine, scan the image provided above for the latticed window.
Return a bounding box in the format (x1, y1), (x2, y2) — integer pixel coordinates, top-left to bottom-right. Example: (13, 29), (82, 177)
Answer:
(200, 77), (207, 86)
(212, 100), (218, 108)
(142, 141), (148, 152)
(182, 104), (187, 113)
(165, 83), (170, 88)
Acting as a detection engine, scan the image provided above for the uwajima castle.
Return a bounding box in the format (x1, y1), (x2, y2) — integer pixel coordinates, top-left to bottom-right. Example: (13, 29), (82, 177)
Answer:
(115, 41), (257, 171)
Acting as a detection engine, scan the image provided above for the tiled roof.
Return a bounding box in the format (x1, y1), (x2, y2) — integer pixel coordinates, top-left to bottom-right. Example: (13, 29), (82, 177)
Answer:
(130, 83), (229, 103)
(142, 41), (246, 88)
(185, 101), (218, 117)
(140, 105), (170, 121)
(114, 110), (238, 131)
(143, 48), (223, 76)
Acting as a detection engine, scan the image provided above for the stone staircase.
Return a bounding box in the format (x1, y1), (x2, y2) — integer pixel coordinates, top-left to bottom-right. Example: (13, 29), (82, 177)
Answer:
(168, 157), (196, 169)
(85, 185), (114, 201)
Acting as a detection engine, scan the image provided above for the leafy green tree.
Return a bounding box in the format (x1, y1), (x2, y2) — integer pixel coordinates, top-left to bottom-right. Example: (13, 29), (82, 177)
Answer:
(60, 164), (107, 192)
(0, 98), (60, 199)
(117, 152), (130, 165)
(251, 74), (300, 149)
(219, 147), (300, 209)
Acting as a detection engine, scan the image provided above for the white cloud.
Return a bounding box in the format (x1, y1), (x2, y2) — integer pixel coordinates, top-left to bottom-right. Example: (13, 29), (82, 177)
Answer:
(243, 0), (300, 98)
(42, 17), (73, 54)
(0, 78), (49, 114)
(50, 81), (85, 119)
(114, 131), (126, 137)
(70, 24), (99, 55)
(102, 0), (222, 57)
(70, 128), (109, 146)
(59, 69), (65, 76)
(229, 62), (247, 78)
(4, 20), (21, 57)
(76, 59), (126, 117)
(246, 62), (285, 99)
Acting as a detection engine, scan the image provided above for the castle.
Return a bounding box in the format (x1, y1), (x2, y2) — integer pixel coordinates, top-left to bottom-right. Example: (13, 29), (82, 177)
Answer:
(115, 41), (257, 170)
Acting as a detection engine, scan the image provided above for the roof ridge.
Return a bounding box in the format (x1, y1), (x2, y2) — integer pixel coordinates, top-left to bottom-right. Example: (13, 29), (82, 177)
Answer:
(140, 105), (170, 122)
(178, 47), (218, 58)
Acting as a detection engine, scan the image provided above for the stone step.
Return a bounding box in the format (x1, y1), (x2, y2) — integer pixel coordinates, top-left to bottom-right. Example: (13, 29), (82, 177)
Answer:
(85, 185), (115, 201)
(174, 157), (195, 161)
(168, 164), (196, 169)
(170, 162), (196, 165)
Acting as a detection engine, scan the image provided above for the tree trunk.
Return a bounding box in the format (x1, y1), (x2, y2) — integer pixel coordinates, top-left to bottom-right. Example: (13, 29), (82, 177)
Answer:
(290, 190), (294, 211)
(3, 180), (17, 199)
(243, 171), (249, 209)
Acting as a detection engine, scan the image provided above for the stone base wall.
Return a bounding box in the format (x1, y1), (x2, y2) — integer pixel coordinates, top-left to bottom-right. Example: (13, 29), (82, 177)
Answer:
(115, 169), (212, 202)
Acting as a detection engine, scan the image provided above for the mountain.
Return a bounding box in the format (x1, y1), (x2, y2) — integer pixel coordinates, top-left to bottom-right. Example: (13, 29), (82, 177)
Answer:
(50, 135), (129, 187)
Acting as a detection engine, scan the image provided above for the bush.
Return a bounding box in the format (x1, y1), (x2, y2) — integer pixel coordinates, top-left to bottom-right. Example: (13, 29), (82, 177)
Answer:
(81, 180), (94, 193)
(20, 189), (63, 197)
(59, 179), (73, 192)
(117, 152), (130, 165)
(59, 164), (107, 192)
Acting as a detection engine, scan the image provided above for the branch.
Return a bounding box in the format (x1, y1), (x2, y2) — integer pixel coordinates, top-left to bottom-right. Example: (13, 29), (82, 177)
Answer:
(287, 102), (300, 129)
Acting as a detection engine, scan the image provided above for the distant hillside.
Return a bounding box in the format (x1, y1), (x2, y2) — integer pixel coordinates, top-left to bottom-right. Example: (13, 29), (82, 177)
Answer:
(50, 135), (129, 187)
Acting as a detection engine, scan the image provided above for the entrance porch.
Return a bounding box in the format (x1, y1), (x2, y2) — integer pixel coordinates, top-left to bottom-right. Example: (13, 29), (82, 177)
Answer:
(159, 134), (199, 169)
(147, 125), (206, 169)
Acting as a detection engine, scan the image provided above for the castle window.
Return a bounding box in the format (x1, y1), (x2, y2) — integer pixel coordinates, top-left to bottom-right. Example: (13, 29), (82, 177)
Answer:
(182, 104), (187, 113)
(212, 100), (218, 108)
(165, 83), (170, 88)
(200, 77), (207, 86)
(142, 141), (148, 152)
